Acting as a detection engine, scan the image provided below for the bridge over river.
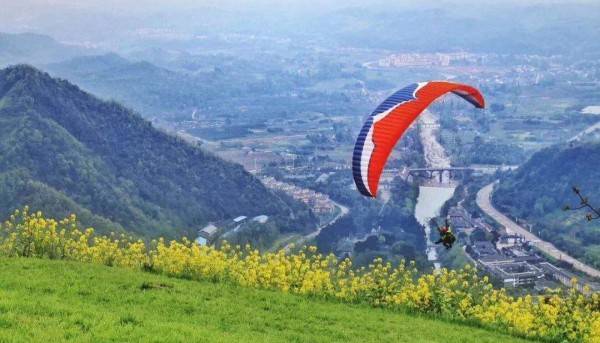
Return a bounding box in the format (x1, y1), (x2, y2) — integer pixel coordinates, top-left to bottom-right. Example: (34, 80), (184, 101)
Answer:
(380, 165), (516, 186)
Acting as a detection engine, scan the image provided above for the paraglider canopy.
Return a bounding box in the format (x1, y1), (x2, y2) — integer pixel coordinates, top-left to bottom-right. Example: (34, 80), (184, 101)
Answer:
(352, 81), (485, 198)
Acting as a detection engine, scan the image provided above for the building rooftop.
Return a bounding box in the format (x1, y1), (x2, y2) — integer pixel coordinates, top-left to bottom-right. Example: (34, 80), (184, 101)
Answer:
(473, 218), (494, 232)
(491, 261), (542, 277)
(472, 241), (498, 256)
(233, 216), (247, 223)
(200, 224), (219, 235)
(252, 215), (269, 224)
(479, 255), (513, 264)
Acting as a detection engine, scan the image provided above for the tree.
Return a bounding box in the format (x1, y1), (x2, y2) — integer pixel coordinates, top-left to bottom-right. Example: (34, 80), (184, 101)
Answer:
(470, 228), (488, 242)
(563, 186), (600, 221)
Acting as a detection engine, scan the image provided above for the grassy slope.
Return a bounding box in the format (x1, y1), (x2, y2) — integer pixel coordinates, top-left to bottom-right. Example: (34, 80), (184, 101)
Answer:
(0, 258), (534, 343)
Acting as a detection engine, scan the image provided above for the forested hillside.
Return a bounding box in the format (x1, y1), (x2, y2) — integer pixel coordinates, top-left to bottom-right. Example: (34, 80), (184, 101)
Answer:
(0, 65), (315, 238)
(494, 142), (600, 267)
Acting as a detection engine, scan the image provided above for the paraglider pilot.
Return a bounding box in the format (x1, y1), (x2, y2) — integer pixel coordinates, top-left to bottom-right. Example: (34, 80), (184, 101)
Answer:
(435, 219), (456, 249)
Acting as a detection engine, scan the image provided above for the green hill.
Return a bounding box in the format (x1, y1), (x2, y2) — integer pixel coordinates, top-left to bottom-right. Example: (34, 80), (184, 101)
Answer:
(494, 141), (600, 267)
(0, 65), (315, 238)
(0, 258), (533, 343)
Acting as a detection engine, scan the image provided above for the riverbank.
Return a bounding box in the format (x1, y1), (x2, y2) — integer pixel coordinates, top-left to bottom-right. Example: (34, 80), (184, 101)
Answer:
(414, 110), (456, 269)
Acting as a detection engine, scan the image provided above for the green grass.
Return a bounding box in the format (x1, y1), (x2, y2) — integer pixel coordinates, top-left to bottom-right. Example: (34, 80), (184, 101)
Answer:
(0, 258), (535, 342)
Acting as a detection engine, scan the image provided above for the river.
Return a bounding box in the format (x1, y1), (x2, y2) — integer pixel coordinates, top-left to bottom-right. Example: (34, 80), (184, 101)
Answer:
(413, 110), (455, 269)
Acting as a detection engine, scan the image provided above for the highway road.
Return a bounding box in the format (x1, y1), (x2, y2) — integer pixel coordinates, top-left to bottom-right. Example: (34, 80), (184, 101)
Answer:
(476, 181), (600, 279)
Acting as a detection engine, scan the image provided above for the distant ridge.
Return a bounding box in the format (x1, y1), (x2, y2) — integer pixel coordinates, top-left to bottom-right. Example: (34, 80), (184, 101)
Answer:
(0, 32), (93, 67)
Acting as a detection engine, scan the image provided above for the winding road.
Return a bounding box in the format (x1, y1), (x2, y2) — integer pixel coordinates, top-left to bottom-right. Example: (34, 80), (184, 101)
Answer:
(568, 120), (600, 142)
(283, 201), (350, 252)
(476, 181), (600, 279)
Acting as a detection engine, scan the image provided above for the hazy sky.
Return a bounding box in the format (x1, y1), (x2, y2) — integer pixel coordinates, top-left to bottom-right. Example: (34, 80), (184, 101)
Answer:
(0, 0), (419, 43)
(3, 0), (593, 22)
(1, 0), (599, 50)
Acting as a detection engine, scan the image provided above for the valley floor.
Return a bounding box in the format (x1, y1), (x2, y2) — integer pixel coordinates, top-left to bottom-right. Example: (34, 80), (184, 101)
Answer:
(0, 258), (535, 342)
